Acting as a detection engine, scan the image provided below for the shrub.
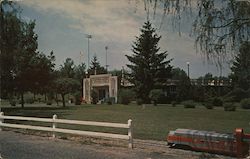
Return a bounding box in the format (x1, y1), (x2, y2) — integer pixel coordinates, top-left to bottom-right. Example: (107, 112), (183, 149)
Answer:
(203, 98), (213, 105)
(74, 92), (81, 105)
(118, 89), (134, 105)
(182, 100), (196, 108)
(171, 101), (178, 107)
(25, 98), (34, 104)
(19, 100), (24, 105)
(91, 90), (98, 104)
(46, 101), (52, 105)
(213, 97), (223, 106)
(105, 97), (115, 105)
(240, 98), (250, 109)
(203, 102), (213, 109)
(9, 100), (16, 106)
(136, 98), (143, 105)
(107, 100), (112, 105)
(223, 96), (235, 103)
(224, 102), (236, 111)
(224, 88), (247, 102)
(47, 92), (54, 101)
(149, 89), (164, 106)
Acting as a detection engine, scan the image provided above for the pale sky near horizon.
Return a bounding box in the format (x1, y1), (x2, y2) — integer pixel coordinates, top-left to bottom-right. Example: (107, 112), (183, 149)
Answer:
(17, 0), (231, 78)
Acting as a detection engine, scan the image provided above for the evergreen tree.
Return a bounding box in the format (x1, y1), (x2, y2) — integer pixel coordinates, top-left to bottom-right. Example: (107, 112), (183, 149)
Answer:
(60, 58), (75, 78)
(126, 21), (172, 103)
(74, 63), (86, 83)
(88, 55), (106, 75)
(231, 41), (250, 90)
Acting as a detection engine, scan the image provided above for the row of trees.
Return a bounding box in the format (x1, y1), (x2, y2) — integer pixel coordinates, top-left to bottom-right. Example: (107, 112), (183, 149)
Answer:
(0, 1), (109, 107)
(1, 1), (249, 107)
(125, 21), (250, 105)
(56, 55), (106, 106)
(0, 1), (55, 107)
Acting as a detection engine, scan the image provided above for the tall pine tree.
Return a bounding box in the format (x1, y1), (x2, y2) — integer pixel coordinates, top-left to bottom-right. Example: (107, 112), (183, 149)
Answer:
(126, 21), (172, 103)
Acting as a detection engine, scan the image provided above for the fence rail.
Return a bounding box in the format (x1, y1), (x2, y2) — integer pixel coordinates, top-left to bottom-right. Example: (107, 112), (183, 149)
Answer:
(0, 112), (133, 148)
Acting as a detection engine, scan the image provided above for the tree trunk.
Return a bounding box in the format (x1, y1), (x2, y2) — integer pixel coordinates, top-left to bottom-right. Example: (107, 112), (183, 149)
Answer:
(55, 93), (59, 106)
(153, 100), (157, 106)
(44, 93), (47, 102)
(61, 94), (65, 107)
(21, 92), (24, 108)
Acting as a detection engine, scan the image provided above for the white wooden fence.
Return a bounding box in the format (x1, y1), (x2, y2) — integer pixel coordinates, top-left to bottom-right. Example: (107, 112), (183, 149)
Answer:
(0, 112), (133, 148)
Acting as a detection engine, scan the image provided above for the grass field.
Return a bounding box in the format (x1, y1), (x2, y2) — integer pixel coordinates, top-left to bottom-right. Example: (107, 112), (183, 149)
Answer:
(2, 104), (250, 141)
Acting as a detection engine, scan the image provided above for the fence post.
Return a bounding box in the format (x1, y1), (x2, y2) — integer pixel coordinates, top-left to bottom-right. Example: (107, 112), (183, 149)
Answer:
(52, 114), (57, 138)
(128, 119), (133, 149)
(0, 112), (4, 131)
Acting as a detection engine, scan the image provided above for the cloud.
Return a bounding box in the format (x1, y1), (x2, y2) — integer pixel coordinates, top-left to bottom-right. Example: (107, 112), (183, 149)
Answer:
(18, 0), (230, 77)
(20, 0), (145, 43)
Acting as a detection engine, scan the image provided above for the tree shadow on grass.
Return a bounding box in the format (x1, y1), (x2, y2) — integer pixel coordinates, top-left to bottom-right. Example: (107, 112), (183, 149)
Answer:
(1, 106), (77, 118)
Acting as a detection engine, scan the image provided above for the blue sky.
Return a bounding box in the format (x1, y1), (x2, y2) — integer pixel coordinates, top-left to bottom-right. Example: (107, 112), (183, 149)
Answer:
(17, 0), (231, 78)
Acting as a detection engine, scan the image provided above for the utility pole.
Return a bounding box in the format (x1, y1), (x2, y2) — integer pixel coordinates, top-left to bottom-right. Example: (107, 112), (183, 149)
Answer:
(85, 34), (92, 70)
(105, 46), (109, 72)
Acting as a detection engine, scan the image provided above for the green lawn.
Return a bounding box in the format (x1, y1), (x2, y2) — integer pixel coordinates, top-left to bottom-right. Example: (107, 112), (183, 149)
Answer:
(2, 104), (250, 141)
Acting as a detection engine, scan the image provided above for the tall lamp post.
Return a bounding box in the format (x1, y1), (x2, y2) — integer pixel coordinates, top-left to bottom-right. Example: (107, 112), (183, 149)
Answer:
(186, 62), (190, 78)
(105, 46), (109, 72)
(85, 34), (92, 70)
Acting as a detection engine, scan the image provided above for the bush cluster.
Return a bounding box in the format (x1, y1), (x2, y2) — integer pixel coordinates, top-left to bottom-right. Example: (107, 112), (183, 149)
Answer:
(171, 101), (178, 107)
(182, 100), (196, 108)
(9, 100), (16, 106)
(91, 90), (98, 104)
(240, 98), (250, 109)
(224, 102), (236, 111)
(105, 97), (115, 105)
(224, 88), (247, 102)
(149, 89), (164, 106)
(118, 89), (134, 105)
(203, 102), (213, 109)
(74, 92), (81, 105)
(213, 97), (223, 106)
(25, 98), (34, 104)
(46, 101), (52, 105)
(136, 98), (143, 105)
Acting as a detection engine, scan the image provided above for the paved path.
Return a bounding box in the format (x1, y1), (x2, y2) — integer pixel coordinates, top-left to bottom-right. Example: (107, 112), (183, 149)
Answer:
(0, 131), (233, 159)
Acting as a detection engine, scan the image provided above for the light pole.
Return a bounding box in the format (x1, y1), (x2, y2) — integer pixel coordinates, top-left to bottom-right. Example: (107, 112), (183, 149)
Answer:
(79, 51), (84, 64)
(105, 46), (109, 72)
(186, 62), (190, 78)
(85, 34), (92, 70)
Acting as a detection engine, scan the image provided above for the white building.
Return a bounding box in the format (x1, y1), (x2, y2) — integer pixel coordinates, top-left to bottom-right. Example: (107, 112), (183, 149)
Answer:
(83, 74), (118, 103)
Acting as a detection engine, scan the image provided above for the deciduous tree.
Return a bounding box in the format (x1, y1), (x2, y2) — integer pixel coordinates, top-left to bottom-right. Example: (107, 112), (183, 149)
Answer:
(54, 78), (80, 107)
(231, 41), (250, 90)
(137, 0), (250, 63)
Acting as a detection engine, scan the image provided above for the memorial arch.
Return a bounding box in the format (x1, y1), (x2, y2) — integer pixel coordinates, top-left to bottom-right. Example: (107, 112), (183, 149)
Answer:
(83, 74), (118, 103)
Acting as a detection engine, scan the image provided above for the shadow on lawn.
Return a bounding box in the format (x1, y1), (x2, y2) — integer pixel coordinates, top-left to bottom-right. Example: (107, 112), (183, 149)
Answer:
(1, 106), (77, 118)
